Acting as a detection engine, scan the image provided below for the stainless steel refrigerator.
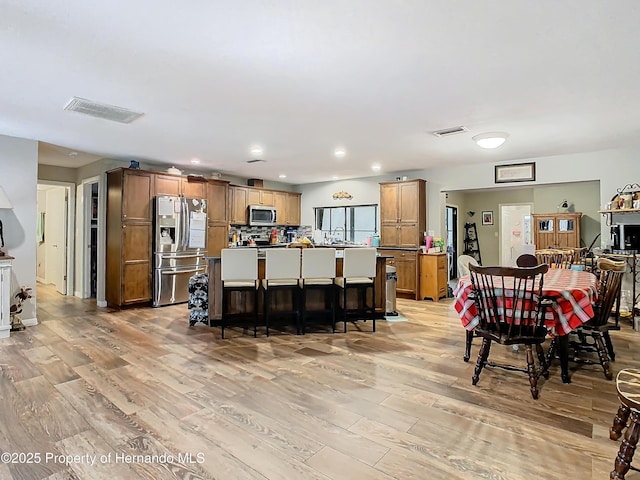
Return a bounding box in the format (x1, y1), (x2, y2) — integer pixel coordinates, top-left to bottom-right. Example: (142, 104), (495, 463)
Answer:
(153, 196), (208, 307)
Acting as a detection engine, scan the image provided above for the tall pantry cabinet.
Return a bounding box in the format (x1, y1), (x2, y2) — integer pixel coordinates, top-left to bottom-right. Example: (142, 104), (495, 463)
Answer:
(378, 179), (426, 299)
(106, 169), (153, 306)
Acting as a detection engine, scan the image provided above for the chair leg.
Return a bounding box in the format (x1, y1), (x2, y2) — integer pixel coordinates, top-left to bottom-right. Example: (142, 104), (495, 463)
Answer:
(472, 338), (491, 386)
(262, 288), (268, 338)
(525, 344), (540, 400)
(611, 410), (640, 479)
(604, 331), (616, 361)
(464, 330), (474, 362)
(535, 343), (549, 379)
(330, 285), (336, 334)
(593, 331), (613, 380)
(611, 403), (631, 441)
(221, 289), (226, 339)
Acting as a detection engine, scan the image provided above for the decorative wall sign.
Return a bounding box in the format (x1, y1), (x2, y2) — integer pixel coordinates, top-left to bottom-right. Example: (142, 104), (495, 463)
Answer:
(332, 191), (353, 200)
(495, 162), (536, 183)
(482, 211), (494, 225)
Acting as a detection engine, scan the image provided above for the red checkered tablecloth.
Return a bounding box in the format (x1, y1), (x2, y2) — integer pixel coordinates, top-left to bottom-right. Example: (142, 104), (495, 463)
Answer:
(453, 269), (599, 335)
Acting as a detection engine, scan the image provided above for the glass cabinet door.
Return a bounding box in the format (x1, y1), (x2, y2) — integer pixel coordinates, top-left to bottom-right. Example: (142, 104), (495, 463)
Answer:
(558, 219), (574, 231)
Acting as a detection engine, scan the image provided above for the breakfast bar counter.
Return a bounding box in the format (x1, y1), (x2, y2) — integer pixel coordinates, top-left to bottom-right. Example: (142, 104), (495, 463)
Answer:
(205, 251), (389, 322)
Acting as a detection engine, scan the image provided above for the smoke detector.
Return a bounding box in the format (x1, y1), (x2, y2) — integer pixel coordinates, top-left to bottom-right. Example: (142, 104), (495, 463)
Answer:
(63, 97), (144, 124)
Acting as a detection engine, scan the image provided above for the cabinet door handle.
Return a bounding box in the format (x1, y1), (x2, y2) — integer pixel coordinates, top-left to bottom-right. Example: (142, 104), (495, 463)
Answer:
(123, 214), (127, 218)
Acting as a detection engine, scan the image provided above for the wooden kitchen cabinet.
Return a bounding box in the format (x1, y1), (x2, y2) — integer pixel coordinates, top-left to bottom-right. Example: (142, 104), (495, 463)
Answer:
(247, 188), (274, 206)
(154, 174), (207, 198)
(207, 180), (230, 257)
(420, 253), (447, 302)
(229, 186), (249, 225)
(106, 168), (153, 306)
(379, 179), (426, 247)
(378, 249), (419, 298)
(285, 192), (301, 225)
(532, 212), (582, 249)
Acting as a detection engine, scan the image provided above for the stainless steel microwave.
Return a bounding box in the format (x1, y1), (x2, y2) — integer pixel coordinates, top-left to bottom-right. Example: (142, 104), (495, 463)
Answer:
(248, 205), (277, 226)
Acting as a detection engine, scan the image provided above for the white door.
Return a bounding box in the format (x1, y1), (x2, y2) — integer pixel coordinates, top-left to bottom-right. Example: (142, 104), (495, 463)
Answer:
(500, 204), (533, 266)
(45, 187), (68, 294)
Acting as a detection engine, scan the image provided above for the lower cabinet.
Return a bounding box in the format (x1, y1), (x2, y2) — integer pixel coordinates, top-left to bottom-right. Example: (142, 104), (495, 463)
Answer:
(419, 253), (447, 302)
(378, 249), (419, 299)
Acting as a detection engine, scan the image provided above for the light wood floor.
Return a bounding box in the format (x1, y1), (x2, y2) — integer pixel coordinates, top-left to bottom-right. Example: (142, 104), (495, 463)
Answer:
(2, 284), (639, 479)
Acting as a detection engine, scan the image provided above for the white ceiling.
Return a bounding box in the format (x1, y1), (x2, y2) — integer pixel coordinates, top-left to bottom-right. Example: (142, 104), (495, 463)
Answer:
(3, 1), (640, 184)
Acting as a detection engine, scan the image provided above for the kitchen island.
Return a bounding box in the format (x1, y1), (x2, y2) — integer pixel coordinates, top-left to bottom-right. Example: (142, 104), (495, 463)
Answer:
(205, 247), (389, 324)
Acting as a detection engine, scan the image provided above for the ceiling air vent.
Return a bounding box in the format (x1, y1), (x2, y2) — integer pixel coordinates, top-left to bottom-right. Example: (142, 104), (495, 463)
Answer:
(63, 97), (144, 124)
(246, 159), (266, 164)
(432, 126), (468, 137)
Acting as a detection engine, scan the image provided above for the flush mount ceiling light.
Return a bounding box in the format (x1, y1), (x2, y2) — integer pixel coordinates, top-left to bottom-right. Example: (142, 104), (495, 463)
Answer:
(250, 145), (263, 157)
(278, 174), (287, 179)
(371, 164), (381, 172)
(334, 147), (346, 158)
(190, 158), (200, 164)
(472, 132), (509, 149)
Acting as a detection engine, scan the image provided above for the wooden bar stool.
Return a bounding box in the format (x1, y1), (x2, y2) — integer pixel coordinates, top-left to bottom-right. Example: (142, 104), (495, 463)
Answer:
(610, 368), (640, 479)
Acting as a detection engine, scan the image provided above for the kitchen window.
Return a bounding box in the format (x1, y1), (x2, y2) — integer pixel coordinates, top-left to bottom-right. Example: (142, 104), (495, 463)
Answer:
(314, 205), (378, 244)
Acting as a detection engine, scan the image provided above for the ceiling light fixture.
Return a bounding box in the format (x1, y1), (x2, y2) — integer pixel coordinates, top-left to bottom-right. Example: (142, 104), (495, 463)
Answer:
(250, 145), (263, 157)
(472, 132), (509, 149)
(190, 158), (200, 164)
(334, 147), (346, 158)
(68, 151), (78, 157)
(278, 174), (287, 179)
(371, 164), (381, 172)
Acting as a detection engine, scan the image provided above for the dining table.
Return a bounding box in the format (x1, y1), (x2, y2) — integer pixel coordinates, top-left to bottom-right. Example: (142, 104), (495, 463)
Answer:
(453, 268), (600, 383)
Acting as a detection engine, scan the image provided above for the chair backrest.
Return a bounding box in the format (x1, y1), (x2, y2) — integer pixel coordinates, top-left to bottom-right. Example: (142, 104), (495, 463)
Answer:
(535, 249), (573, 269)
(516, 253), (538, 267)
(342, 248), (377, 279)
(221, 248), (258, 282)
(590, 258), (626, 327)
(469, 263), (549, 341)
(457, 254), (479, 276)
(265, 248), (301, 280)
(302, 248), (336, 280)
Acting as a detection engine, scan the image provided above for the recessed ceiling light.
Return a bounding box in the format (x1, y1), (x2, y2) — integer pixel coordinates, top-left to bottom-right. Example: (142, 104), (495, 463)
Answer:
(371, 164), (381, 172)
(250, 145), (263, 156)
(68, 151), (78, 157)
(334, 147), (346, 158)
(472, 132), (509, 149)
(278, 174), (287, 179)
(332, 176), (339, 180)
(190, 158), (200, 164)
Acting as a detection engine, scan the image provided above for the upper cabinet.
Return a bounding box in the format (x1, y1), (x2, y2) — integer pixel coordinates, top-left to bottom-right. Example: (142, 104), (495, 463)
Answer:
(207, 180), (229, 224)
(230, 185), (300, 226)
(532, 212), (582, 249)
(247, 188), (274, 206)
(379, 179), (426, 247)
(229, 185), (248, 225)
(154, 174), (207, 198)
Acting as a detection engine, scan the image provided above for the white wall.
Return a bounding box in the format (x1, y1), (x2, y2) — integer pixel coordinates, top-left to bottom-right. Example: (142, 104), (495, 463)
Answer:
(0, 134), (38, 322)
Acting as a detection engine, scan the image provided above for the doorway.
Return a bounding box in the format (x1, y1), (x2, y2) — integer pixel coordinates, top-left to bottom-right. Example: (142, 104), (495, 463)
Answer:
(499, 203), (533, 266)
(445, 205), (458, 279)
(36, 182), (75, 295)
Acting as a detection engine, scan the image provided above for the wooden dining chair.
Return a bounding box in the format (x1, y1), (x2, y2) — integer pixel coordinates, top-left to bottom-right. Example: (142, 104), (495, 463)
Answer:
(560, 257), (626, 380)
(516, 253), (538, 267)
(610, 368), (640, 479)
(468, 263), (552, 399)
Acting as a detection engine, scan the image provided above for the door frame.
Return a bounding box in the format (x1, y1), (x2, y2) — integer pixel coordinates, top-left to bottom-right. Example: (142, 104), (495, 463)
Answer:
(37, 180), (75, 295)
(76, 175), (107, 306)
(498, 202), (533, 266)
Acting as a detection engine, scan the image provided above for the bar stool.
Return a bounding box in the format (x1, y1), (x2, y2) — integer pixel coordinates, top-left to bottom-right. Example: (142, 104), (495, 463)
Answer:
(335, 248), (377, 333)
(220, 248), (259, 338)
(263, 248), (301, 335)
(610, 368), (640, 479)
(300, 248), (336, 334)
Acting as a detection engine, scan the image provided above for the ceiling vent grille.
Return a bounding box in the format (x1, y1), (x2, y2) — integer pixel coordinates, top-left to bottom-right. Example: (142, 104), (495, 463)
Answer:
(63, 97), (144, 124)
(246, 159), (266, 164)
(432, 126), (468, 137)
